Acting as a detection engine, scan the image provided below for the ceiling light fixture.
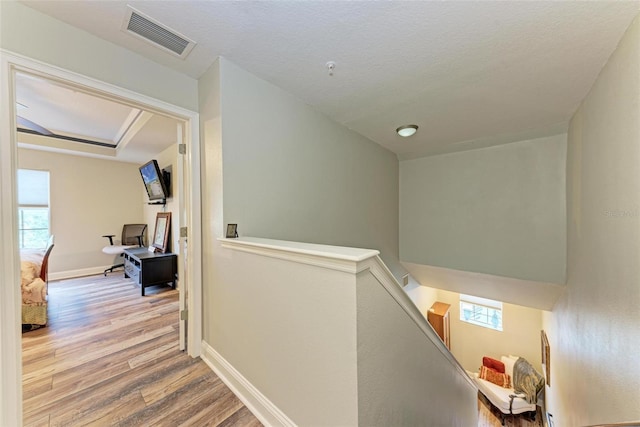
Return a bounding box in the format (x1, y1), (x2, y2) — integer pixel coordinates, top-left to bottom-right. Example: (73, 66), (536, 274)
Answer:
(396, 124), (418, 137)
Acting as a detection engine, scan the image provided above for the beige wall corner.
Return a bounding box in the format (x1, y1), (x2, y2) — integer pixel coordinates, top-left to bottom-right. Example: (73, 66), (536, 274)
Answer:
(545, 13), (640, 426)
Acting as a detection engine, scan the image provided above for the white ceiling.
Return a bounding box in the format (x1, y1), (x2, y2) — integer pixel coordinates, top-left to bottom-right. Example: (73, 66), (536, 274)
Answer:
(17, 73), (136, 145)
(19, 0), (640, 160)
(15, 71), (181, 164)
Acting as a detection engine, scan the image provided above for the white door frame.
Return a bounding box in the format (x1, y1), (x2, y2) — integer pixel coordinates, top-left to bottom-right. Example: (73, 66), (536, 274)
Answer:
(0, 49), (202, 426)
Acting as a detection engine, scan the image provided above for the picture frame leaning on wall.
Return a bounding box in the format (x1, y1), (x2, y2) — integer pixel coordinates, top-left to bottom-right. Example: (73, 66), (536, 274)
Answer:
(153, 212), (171, 253)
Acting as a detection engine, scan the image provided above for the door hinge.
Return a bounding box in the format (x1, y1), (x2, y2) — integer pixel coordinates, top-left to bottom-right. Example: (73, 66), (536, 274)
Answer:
(180, 227), (188, 238)
(178, 144), (187, 155)
(180, 309), (188, 321)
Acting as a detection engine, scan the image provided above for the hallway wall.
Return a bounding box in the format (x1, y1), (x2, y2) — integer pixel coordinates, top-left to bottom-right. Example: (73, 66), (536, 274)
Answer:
(543, 13), (640, 426)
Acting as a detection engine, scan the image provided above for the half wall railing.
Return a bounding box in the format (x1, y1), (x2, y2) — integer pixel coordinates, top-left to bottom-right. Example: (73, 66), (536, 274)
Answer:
(203, 237), (477, 426)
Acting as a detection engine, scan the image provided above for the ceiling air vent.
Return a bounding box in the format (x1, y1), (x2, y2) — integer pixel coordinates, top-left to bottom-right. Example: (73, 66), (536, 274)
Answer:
(122, 6), (196, 59)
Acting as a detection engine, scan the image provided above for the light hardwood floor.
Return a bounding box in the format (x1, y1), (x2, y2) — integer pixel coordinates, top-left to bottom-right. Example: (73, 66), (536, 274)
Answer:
(22, 274), (262, 427)
(24, 273), (541, 426)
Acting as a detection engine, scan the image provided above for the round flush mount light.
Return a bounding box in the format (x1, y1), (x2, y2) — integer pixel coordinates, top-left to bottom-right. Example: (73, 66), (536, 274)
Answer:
(396, 124), (418, 137)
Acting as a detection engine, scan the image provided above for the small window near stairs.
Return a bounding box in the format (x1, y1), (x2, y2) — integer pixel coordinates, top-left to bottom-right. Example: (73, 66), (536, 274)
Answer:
(459, 294), (503, 331)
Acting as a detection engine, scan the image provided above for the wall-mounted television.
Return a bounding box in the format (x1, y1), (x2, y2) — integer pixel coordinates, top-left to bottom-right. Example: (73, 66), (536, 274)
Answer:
(139, 159), (170, 202)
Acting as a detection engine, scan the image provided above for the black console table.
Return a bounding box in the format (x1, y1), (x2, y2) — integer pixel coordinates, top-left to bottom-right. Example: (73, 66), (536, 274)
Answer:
(123, 247), (177, 296)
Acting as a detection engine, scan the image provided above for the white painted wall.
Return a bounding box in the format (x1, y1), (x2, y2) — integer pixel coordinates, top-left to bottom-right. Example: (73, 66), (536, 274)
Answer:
(403, 261), (564, 311)
(0, 1), (197, 111)
(199, 58), (453, 425)
(435, 290), (543, 374)
(358, 275), (477, 427)
(18, 148), (143, 276)
(404, 282), (438, 312)
(199, 58), (223, 361)
(206, 241), (360, 426)
(203, 238), (478, 426)
(218, 58), (403, 279)
(400, 134), (567, 284)
(543, 15), (640, 426)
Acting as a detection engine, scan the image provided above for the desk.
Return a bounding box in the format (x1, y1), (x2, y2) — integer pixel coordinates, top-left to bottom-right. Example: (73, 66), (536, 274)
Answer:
(123, 247), (177, 296)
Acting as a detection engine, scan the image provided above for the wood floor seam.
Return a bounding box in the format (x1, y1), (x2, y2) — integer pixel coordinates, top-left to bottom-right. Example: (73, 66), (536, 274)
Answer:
(23, 274), (528, 426)
(23, 275), (262, 427)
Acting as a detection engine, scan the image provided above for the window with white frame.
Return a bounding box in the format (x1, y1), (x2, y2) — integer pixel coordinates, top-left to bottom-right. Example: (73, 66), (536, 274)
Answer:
(18, 169), (50, 249)
(460, 294), (503, 331)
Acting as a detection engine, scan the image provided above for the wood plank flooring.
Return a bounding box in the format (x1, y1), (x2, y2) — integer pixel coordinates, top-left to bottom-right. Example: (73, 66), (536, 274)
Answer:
(22, 274), (262, 427)
(24, 273), (541, 426)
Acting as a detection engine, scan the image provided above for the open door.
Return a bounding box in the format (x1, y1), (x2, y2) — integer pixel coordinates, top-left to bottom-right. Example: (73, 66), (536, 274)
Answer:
(176, 122), (187, 351)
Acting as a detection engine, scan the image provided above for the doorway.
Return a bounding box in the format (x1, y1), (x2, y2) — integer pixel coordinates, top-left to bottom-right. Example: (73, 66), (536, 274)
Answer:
(0, 51), (202, 426)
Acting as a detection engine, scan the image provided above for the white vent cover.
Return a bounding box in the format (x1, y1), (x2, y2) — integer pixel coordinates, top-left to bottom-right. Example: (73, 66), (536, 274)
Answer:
(122, 6), (196, 59)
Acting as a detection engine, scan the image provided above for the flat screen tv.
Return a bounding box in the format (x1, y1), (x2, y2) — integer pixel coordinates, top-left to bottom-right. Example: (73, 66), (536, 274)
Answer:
(139, 160), (169, 202)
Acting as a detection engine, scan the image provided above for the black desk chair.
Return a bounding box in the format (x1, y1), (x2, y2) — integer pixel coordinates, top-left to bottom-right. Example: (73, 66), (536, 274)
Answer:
(102, 224), (147, 275)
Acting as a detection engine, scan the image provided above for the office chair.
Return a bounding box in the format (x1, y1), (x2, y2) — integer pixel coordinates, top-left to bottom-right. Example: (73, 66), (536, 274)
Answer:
(102, 224), (147, 275)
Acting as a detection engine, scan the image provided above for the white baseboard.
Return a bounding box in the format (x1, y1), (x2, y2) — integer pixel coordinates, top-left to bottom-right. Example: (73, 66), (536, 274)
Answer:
(49, 265), (111, 281)
(200, 341), (296, 427)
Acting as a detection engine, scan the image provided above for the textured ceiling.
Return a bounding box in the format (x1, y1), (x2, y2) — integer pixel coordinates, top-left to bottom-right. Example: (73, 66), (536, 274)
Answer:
(20, 0), (640, 159)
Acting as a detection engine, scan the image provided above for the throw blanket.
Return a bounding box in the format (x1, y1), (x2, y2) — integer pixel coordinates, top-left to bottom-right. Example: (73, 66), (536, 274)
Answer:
(21, 260), (47, 304)
(20, 249), (49, 327)
(513, 357), (544, 404)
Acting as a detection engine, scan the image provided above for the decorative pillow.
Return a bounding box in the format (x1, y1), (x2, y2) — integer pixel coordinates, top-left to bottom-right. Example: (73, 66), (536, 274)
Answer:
(501, 355), (519, 379)
(482, 356), (505, 373)
(479, 365), (512, 388)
